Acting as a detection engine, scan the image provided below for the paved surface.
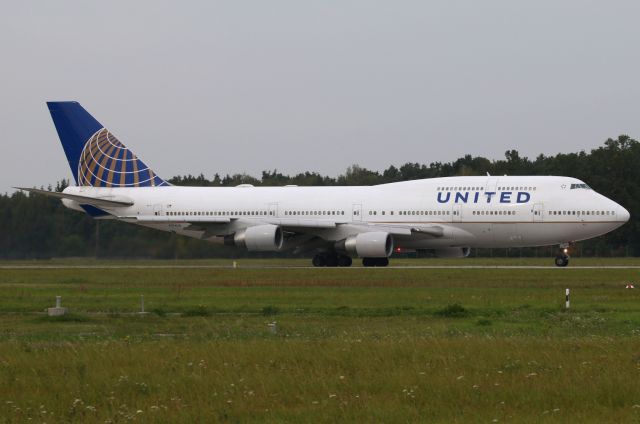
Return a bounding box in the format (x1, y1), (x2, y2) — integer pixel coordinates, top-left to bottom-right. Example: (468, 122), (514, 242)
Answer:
(1, 265), (639, 270)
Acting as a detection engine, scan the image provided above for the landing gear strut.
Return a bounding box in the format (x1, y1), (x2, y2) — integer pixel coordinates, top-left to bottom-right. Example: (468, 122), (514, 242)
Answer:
(312, 253), (352, 267)
(362, 257), (389, 267)
(554, 244), (570, 267)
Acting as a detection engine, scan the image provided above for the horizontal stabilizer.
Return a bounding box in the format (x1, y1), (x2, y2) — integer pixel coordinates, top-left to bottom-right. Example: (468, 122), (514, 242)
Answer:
(14, 187), (134, 208)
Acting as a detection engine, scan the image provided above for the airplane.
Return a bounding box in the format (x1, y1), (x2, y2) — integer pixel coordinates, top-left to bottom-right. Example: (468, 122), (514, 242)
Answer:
(18, 101), (630, 267)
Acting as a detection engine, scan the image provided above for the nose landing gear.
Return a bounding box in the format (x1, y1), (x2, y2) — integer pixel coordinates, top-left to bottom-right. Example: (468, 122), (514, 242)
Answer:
(554, 244), (571, 267)
(554, 254), (569, 267)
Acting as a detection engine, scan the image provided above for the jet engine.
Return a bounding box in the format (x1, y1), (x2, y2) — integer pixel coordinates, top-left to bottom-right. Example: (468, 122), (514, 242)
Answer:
(228, 225), (283, 252)
(341, 232), (394, 258)
(434, 247), (471, 258)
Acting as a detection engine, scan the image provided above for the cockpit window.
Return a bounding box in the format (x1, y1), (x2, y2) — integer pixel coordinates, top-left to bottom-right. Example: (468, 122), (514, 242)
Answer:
(570, 183), (591, 190)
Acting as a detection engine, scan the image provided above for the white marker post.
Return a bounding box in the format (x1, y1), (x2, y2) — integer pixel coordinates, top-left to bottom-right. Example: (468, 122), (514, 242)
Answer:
(47, 295), (67, 316)
(565, 288), (570, 309)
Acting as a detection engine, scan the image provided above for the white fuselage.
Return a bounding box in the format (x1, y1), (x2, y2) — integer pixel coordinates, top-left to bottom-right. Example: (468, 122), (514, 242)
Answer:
(63, 175), (629, 250)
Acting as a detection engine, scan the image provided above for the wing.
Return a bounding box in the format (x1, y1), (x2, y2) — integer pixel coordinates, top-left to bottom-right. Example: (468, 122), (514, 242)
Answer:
(121, 216), (233, 224)
(121, 214), (446, 250)
(261, 217), (442, 237)
(266, 219), (446, 253)
(272, 219), (444, 238)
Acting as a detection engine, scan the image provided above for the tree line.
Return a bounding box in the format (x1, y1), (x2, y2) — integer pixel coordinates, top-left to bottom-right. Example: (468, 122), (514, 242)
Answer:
(0, 135), (637, 259)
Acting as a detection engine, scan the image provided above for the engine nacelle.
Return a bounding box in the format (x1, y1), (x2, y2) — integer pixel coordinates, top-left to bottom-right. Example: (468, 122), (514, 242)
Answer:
(434, 247), (471, 258)
(342, 232), (394, 258)
(229, 225), (283, 252)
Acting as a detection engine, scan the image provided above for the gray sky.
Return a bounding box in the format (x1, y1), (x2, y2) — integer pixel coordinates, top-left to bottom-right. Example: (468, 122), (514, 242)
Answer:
(1, 1), (639, 193)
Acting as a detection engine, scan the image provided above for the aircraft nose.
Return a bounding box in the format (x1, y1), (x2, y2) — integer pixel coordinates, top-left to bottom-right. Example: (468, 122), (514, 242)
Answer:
(618, 205), (630, 223)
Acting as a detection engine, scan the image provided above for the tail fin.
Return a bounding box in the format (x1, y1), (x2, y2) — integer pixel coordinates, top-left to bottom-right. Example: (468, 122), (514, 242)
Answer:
(47, 101), (169, 187)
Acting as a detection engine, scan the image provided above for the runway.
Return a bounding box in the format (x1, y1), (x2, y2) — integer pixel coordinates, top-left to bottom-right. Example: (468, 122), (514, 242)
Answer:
(1, 265), (639, 270)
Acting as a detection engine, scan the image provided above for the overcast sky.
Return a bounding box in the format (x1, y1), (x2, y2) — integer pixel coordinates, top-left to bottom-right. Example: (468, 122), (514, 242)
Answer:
(1, 1), (639, 193)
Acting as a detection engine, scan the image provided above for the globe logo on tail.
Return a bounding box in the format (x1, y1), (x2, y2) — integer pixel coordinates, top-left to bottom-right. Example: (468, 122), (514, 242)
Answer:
(77, 129), (168, 187)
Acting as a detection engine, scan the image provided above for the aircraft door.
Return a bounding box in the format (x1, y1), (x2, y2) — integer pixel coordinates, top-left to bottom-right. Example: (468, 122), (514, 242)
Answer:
(268, 202), (279, 218)
(484, 177), (499, 194)
(452, 204), (462, 223)
(532, 202), (543, 222)
(352, 204), (362, 221)
(153, 204), (163, 216)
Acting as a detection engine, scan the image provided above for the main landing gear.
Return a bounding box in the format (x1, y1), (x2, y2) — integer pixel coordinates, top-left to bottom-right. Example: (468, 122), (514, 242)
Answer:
(312, 253), (353, 267)
(311, 253), (390, 267)
(554, 244), (570, 267)
(362, 257), (389, 267)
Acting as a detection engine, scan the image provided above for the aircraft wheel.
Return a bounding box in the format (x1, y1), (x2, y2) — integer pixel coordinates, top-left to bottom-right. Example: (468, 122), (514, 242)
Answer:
(312, 254), (326, 267)
(325, 254), (339, 267)
(376, 257), (389, 267)
(337, 255), (352, 267)
(554, 255), (569, 267)
(362, 257), (389, 267)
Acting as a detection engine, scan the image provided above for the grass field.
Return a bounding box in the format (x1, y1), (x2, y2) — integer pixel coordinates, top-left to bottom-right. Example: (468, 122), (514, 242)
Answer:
(1, 258), (640, 422)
